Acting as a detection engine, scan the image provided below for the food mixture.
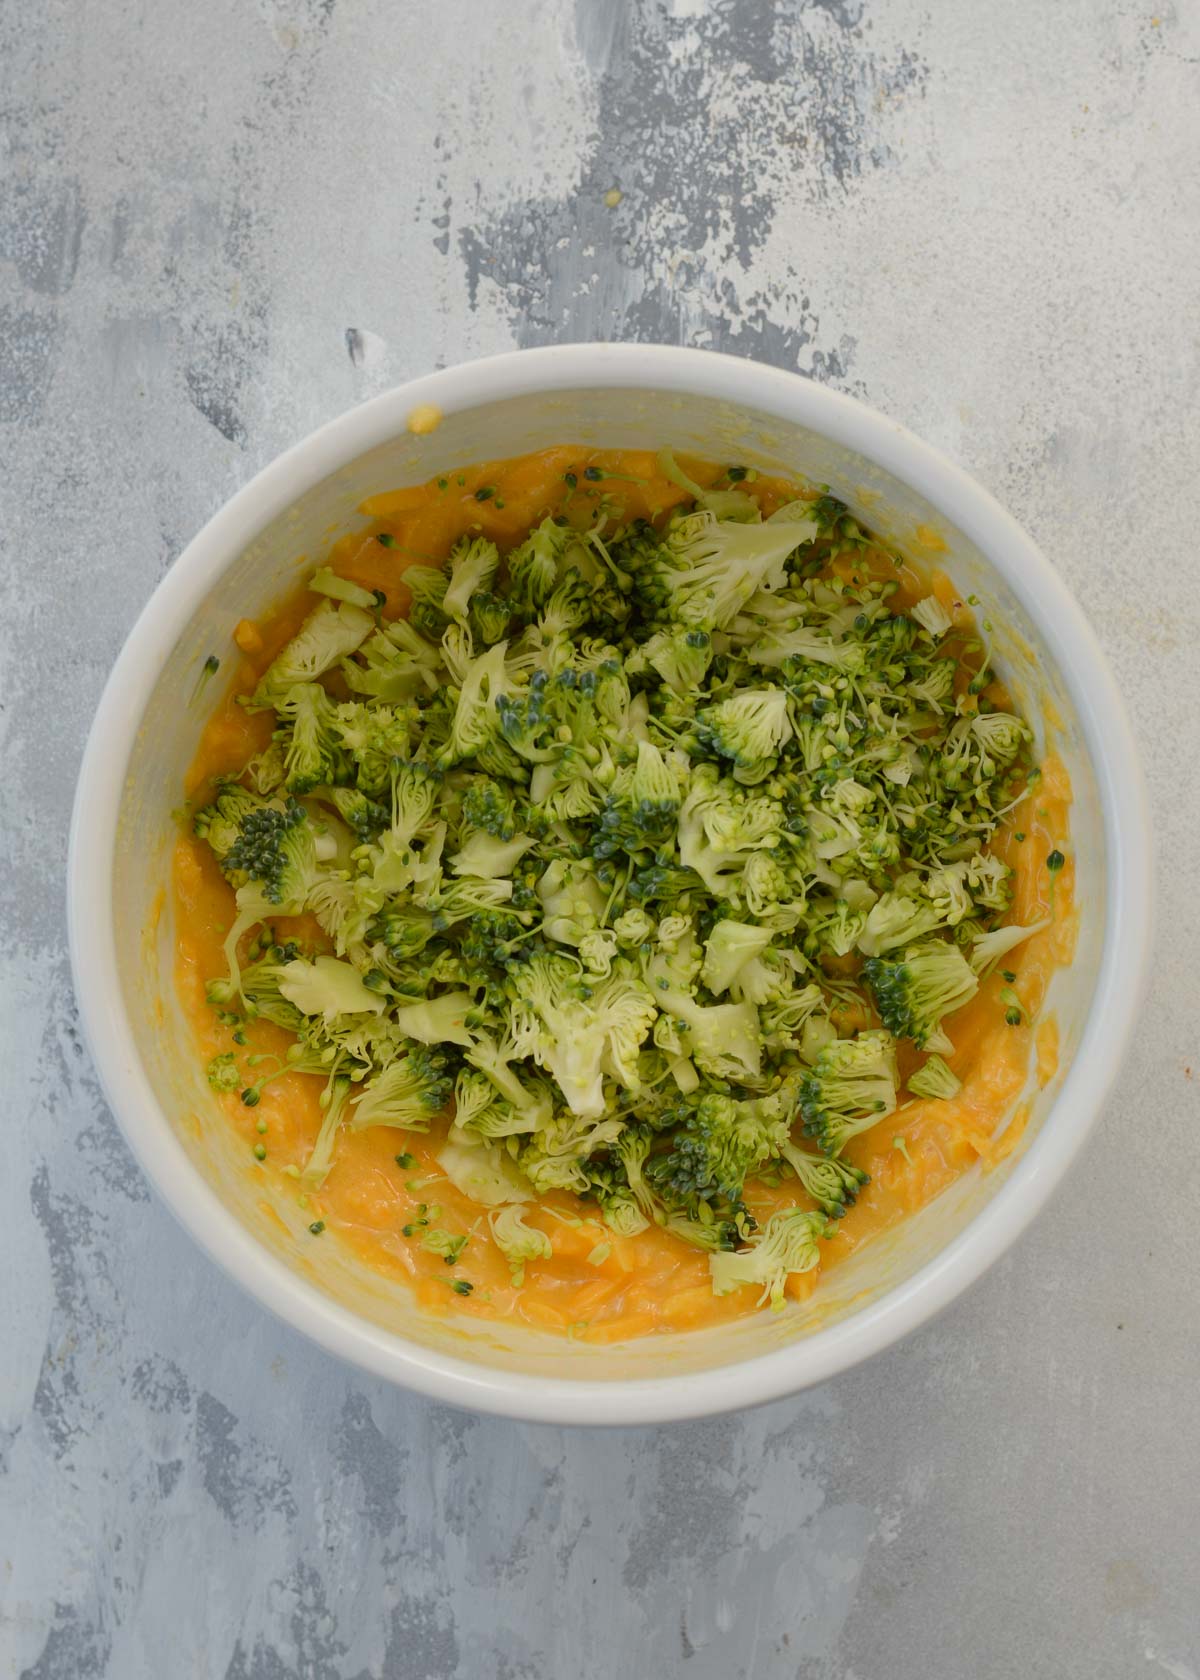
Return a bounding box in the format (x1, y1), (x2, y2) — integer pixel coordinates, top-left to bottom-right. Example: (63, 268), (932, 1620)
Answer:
(175, 447), (1075, 1340)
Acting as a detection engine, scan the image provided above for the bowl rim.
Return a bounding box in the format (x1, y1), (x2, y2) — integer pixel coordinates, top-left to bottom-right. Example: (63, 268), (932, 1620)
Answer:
(67, 343), (1152, 1425)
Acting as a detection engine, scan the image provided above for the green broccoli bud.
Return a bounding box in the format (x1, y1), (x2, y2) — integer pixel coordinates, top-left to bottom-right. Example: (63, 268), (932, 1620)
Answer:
(506, 517), (579, 613)
(193, 784), (266, 860)
(275, 682), (345, 793)
(592, 739), (683, 859)
(420, 1227), (469, 1265)
(613, 907), (655, 948)
(469, 590), (513, 647)
(857, 889), (945, 957)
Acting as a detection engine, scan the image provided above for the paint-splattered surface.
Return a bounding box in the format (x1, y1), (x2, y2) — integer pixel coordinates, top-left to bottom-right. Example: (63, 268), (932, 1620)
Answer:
(2, 1), (1198, 1674)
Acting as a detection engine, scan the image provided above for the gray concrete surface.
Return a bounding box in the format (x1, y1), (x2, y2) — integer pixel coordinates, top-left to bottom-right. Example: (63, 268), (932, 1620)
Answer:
(2, 0), (1198, 1674)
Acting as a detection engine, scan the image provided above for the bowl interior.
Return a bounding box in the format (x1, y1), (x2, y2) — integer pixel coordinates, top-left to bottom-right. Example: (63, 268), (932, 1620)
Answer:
(112, 382), (1105, 1383)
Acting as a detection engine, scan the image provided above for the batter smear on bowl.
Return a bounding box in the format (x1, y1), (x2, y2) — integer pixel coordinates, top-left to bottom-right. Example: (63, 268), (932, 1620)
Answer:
(174, 447), (1075, 1339)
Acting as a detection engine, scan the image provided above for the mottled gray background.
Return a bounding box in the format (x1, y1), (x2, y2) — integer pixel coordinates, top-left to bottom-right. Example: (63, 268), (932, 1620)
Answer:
(2, 0), (1198, 1675)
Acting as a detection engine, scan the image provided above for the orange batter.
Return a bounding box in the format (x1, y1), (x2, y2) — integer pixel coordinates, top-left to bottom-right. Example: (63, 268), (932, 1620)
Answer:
(174, 448), (1075, 1339)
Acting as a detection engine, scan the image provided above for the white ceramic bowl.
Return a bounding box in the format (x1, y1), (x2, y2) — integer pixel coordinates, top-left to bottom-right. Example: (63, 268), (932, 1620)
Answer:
(68, 345), (1150, 1424)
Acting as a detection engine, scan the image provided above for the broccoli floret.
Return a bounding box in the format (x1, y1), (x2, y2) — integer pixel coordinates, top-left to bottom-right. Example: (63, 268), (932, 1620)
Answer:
(301, 1075), (354, 1185)
(700, 920), (773, 995)
(777, 1141), (868, 1218)
(626, 624), (713, 695)
(391, 991), (477, 1047)
(655, 989), (762, 1085)
(584, 1160), (651, 1237)
(494, 667), (570, 764)
(443, 536), (500, 624)
(909, 594), (953, 638)
(309, 567), (379, 612)
(277, 955), (387, 1024)
(332, 701), (419, 795)
(250, 599), (374, 707)
(438, 643), (512, 767)
(592, 740), (682, 859)
(469, 590), (513, 647)
(239, 954), (306, 1031)
(327, 786), (389, 842)
(349, 1050), (453, 1132)
(695, 688), (794, 777)
(384, 759), (442, 850)
(341, 629), (430, 703)
(968, 917), (1050, 975)
(906, 1054), (962, 1100)
(709, 1208), (831, 1311)
(193, 784), (266, 859)
(219, 797), (310, 904)
(613, 906), (655, 948)
(506, 517), (578, 613)
(746, 624), (867, 672)
(536, 858), (607, 947)
(275, 682), (345, 793)
(461, 776), (524, 840)
(488, 1204), (553, 1285)
(635, 509), (802, 630)
(799, 1030), (898, 1156)
(450, 830), (534, 879)
(508, 952), (658, 1118)
(437, 1129), (533, 1206)
(864, 941), (979, 1050)
(645, 1091), (773, 1216)
(857, 888), (945, 957)
(402, 565), (451, 637)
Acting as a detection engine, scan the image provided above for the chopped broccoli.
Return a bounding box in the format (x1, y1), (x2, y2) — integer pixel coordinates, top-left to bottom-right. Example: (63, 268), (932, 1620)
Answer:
(309, 566), (379, 612)
(632, 509), (802, 629)
(864, 941), (979, 1050)
(191, 448), (1050, 1319)
(799, 1030), (899, 1156)
(906, 1054), (962, 1100)
(709, 1208), (831, 1311)
(278, 956), (387, 1024)
(443, 536), (500, 624)
(700, 920), (773, 995)
(488, 1204), (552, 1285)
(349, 1050), (453, 1132)
(250, 598), (374, 707)
(695, 688), (794, 777)
(969, 917), (1050, 975)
